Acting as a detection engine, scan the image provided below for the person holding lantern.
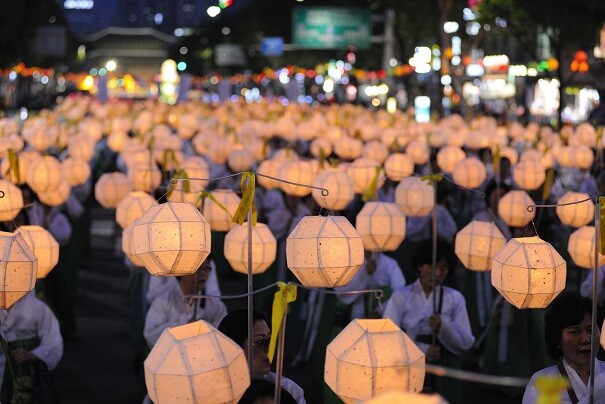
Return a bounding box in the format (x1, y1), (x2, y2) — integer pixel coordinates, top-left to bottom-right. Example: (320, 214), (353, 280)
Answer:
(383, 238), (474, 403)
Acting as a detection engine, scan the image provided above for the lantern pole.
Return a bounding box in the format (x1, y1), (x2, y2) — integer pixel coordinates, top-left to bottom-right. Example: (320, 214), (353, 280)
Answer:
(247, 198), (254, 371)
(431, 176), (438, 345)
(274, 306), (287, 403)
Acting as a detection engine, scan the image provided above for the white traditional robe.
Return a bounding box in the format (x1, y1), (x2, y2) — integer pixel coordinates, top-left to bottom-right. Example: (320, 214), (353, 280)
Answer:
(145, 261), (221, 304)
(143, 286), (227, 347)
(522, 359), (605, 404)
(0, 291), (64, 387)
(383, 280), (475, 354)
(265, 371), (307, 404)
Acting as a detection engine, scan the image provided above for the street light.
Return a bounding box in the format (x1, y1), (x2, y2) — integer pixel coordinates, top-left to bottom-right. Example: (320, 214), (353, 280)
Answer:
(207, 6), (220, 17)
(106, 60), (117, 71)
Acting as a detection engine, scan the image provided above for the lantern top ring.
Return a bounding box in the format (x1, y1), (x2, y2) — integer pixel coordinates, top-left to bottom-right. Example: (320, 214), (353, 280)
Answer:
(526, 196), (597, 213)
(0, 190), (4, 198)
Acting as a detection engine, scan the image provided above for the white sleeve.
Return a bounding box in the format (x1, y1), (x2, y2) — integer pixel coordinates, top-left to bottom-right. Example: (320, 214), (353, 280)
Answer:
(144, 298), (175, 348)
(205, 262), (221, 297)
(521, 374), (540, 404)
(281, 377), (307, 404)
(30, 301), (63, 371)
(437, 291), (475, 354)
(383, 290), (406, 329)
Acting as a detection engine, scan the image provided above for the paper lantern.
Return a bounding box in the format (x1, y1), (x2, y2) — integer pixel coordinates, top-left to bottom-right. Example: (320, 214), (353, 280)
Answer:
(347, 157), (385, 194)
(128, 163), (162, 193)
(406, 140), (429, 165)
(201, 189), (241, 232)
(256, 159), (282, 190)
(334, 136), (363, 160)
(227, 149), (255, 172)
(38, 181), (71, 207)
(133, 202), (211, 276)
(95, 172), (132, 209)
(15, 225), (59, 279)
(491, 236), (566, 309)
(144, 320), (250, 404)
(116, 191), (158, 230)
(356, 202), (406, 252)
(68, 135), (95, 161)
(512, 159), (545, 190)
(286, 215), (364, 287)
(107, 131), (128, 152)
(122, 222), (144, 267)
(0, 154), (28, 185)
(61, 157), (91, 187)
(436, 146), (466, 174)
(452, 157), (487, 189)
(26, 155), (63, 194)
(365, 391), (447, 404)
(383, 153), (414, 182)
(568, 226), (605, 269)
(312, 167), (355, 211)
(555, 192), (594, 228)
(310, 138), (333, 158)
(325, 318), (425, 403)
(455, 220), (506, 271)
(569, 145), (594, 170)
(0, 231), (38, 309)
(0, 180), (23, 221)
(394, 177), (434, 217)
(498, 190), (535, 228)
(279, 160), (316, 197)
(224, 222), (277, 274)
(206, 137), (233, 164)
(362, 141), (389, 164)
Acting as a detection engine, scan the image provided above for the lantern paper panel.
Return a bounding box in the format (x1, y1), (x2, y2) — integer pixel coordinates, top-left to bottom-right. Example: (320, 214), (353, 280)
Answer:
(15, 225), (59, 279)
(0, 231), (38, 309)
(95, 172), (132, 209)
(436, 146), (466, 174)
(279, 160), (317, 197)
(452, 157), (487, 189)
(325, 318), (425, 403)
(122, 222), (145, 267)
(567, 226), (605, 269)
(347, 158), (385, 195)
(394, 177), (434, 217)
(201, 189), (241, 232)
(556, 192), (594, 228)
(312, 168), (355, 211)
(498, 190), (536, 228)
(224, 223), (277, 275)
(512, 159), (545, 191)
(286, 215), (364, 288)
(455, 221), (506, 271)
(62, 157), (91, 187)
(491, 237), (566, 309)
(144, 320), (250, 404)
(0, 179), (23, 221)
(38, 181), (71, 207)
(128, 163), (162, 194)
(116, 191), (158, 230)
(25, 155), (63, 194)
(133, 202), (211, 276)
(356, 202), (406, 252)
(383, 153), (414, 182)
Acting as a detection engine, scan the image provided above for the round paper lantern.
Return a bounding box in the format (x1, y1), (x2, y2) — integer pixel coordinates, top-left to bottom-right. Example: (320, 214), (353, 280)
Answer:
(394, 177), (434, 217)
(144, 320), (250, 404)
(556, 191), (594, 228)
(383, 153), (414, 182)
(452, 157), (487, 189)
(356, 202), (406, 252)
(568, 226), (605, 269)
(179, 156), (210, 192)
(26, 155), (63, 194)
(61, 157), (91, 187)
(334, 136), (363, 160)
(498, 190), (536, 228)
(436, 146), (466, 174)
(569, 144), (594, 170)
(0, 180), (23, 221)
(312, 167), (355, 211)
(37, 181), (71, 207)
(116, 191), (158, 230)
(347, 157), (385, 195)
(256, 159), (282, 190)
(325, 318), (425, 403)
(128, 163), (162, 193)
(107, 131), (128, 152)
(491, 236), (566, 309)
(286, 215), (364, 287)
(362, 141), (389, 164)
(310, 138), (333, 158)
(68, 135), (95, 161)
(0, 231), (38, 309)
(201, 189), (241, 232)
(279, 160), (316, 197)
(95, 172), (132, 209)
(227, 149), (255, 172)
(224, 222), (277, 274)
(122, 222), (144, 267)
(133, 202), (211, 276)
(406, 140), (429, 165)
(15, 225), (59, 279)
(365, 391), (447, 404)
(206, 137), (233, 164)
(512, 159), (545, 191)
(455, 220), (506, 271)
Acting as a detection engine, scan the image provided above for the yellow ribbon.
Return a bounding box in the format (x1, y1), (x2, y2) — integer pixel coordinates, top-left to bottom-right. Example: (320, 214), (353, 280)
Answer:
(492, 145), (501, 179)
(534, 375), (568, 404)
(542, 168), (555, 201)
(599, 197), (605, 255)
(6, 149), (19, 183)
(197, 190), (231, 217)
(419, 173), (444, 186)
(162, 149), (177, 170)
(319, 147), (326, 169)
(232, 171), (257, 225)
(168, 169), (190, 197)
(362, 166), (383, 202)
(268, 282), (297, 363)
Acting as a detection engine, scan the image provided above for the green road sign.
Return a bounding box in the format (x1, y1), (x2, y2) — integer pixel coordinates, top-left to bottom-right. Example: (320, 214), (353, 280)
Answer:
(292, 7), (371, 50)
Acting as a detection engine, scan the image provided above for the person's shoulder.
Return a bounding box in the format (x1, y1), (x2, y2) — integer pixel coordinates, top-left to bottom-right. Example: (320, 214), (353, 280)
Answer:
(528, 364), (559, 381)
(443, 286), (465, 300)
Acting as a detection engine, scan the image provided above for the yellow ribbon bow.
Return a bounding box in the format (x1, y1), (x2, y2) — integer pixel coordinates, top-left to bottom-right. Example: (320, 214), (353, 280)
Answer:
(535, 375), (568, 404)
(232, 171), (257, 226)
(419, 172), (444, 186)
(362, 166), (383, 202)
(268, 282), (297, 363)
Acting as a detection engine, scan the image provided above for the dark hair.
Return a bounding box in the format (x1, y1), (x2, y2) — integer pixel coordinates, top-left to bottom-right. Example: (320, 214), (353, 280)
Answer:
(218, 308), (268, 347)
(412, 238), (455, 272)
(544, 291), (605, 360)
(238, 379), (297, 404)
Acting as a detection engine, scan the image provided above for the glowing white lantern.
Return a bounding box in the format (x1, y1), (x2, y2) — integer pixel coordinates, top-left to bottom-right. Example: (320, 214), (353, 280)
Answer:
(569, 145), (594, 170)
(227, 149), (255, 172)
(334, 136), (363, 160)
(116, 191), (158, 229)
(568, 226), (605, 269)
(362, 141), (389, 164)
(178, 156), (210, 192)
(556, 192), (594, 228)
(144, 320), (250, 404)
(452, 157), (487, 189)
(37, 181), (71, 207)
(512, 159), (545, 191)
(201, 189), (241, 232)
(491, 236), (566, 309)
(95, 172), (132, 209)
(26, 155), (63, 194)
(384, 153), (414, 182)
(436, 146), (466, 174)
(279, 160), (316, 197)
(325, 318), (425, 403)
(133, 202), (211, 276)
(128, 163), (162, 193)
(0, 180), (23, 221)
(0, 231), (38, 309)
(68, 135), (95, 161)
(310, 138), (333, 158)
(15, 225), (59, 279)
(224, 222), (277, 274)
(256, 159), (282, 190)
(62, 157), (91, 187)
(286, 215), (364, 287)
(347, 157), (385, 194)
(365, 391), (447, 403)
(394, 177), (434, 217)
(122, 222), (144, 267)
(455, 220), (506, 271)
(356, 202), (406, 252)
(498, 190), (535, 228)
(312, 167), (355, 211)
